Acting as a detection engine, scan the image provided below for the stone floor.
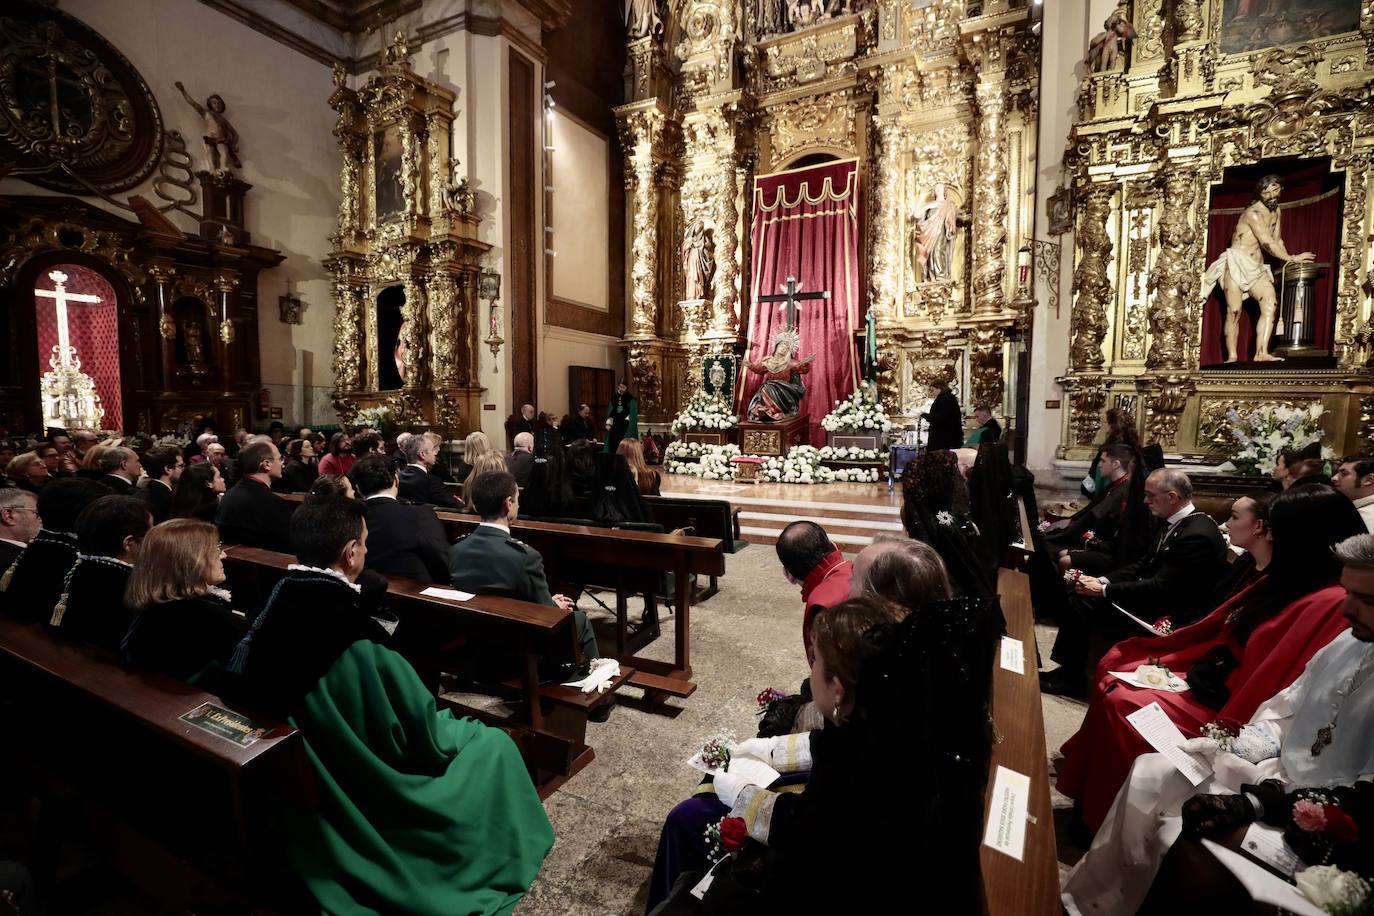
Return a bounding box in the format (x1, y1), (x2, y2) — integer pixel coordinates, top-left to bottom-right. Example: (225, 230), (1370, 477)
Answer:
(514, 544), (1090, 915)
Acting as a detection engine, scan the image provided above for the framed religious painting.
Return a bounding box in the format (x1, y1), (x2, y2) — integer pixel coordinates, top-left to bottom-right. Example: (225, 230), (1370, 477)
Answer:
(374, 124), (405, 224)
(1218, 0), (1359, 55)
(702, 353), (737, 402)
(1047, 187), (1074, 236)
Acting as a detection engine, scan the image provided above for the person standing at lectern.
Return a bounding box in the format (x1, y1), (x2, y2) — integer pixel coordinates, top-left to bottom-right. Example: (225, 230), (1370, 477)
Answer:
(1203, 175), (1314, 363)
(922, 379), (963, 450)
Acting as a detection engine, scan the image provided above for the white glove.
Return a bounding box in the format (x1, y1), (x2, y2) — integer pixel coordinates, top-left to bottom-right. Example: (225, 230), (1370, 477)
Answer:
(713, 772), (747, 807)
(1179, 736), (1220, 761)
(732, 737), (779, 764)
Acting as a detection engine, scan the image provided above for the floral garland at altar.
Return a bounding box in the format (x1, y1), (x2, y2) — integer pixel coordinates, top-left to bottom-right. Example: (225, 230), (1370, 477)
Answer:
(665, 442), (879, 484)
(670, 389), (738, 434)
(820, 384), (893, 434)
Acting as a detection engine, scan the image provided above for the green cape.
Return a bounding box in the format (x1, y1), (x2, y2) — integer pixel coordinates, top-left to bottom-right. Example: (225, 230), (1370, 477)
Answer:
(284, 641), (553, 914)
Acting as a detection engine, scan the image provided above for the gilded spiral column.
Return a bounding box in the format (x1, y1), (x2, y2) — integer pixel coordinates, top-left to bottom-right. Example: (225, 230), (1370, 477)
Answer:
(869, 121), (904, 321)
(625, 110), (664, 338)
(1146, 169), (1197, 372)
(972, 76), (1009, 318)
(428, 268), (460, 385)
(710, 133), (741, 336)
(400, 276), (428, 388)
(331, 278), (362, 391)
(1070, 185), (1114, 372)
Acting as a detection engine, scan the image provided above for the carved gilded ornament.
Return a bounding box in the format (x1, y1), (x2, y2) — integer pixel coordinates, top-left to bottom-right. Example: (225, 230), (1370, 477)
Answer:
(1146, 169), (1198, 372)
(972, 77), (1009, 318)
(0, 218), (145, 298)
(1068, 380), (1108, 447)
(759, 19), (858, 93)
(1143, 375), (1194, 449)
(768, 94), (856, 164)
(1070, 186), (1114, 372)
(967, 325), (1004, 410)
(626, 343), (662, 410)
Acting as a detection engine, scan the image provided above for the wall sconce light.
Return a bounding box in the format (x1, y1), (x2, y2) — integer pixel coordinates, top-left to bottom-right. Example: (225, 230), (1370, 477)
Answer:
(279, 294), (304, 325)
(479, 270), (504, 369)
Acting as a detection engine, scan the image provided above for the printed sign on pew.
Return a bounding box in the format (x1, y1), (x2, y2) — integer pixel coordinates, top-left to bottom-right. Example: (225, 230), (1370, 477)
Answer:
(181, 702), (270, 747)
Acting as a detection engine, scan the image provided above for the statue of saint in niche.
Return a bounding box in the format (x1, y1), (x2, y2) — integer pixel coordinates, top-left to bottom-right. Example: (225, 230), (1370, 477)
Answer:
(625, 0), (664, 40)
(909, 183), (960, 283)
(374, 126), (405, 223)
(682, 219), (715, 301)
(1086, 7), (1136, 72)
(1203, 174), (1314, 362)
(175, 81), (242, 172)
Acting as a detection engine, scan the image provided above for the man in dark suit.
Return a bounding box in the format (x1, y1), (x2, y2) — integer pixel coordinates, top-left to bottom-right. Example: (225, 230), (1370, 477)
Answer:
(1042, 442), (1135, 573)
(506, 432), (536, 489)
(922, 379), (963, 450)
(562, 404), (598, 445)
(98, 446), (142, 494)
(0, 489), (40, 575)
(963, 405), (1002, 446)
(515, 404), (538, 437)
(138, 445), (184, 523)
(448, 471), (600, 662)
(1042, 467), (1228, 697)
(215, 438), (294, 553)
(352, 454), (451, 583)
(398, 434), (462, 510)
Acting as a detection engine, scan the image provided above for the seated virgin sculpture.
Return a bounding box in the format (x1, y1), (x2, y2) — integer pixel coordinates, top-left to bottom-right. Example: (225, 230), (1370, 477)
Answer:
(745, 329), (814, 423)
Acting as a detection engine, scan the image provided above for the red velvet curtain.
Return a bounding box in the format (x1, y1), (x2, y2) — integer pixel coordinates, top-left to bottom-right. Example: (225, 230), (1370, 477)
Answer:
(741, 159), (860, 445)
(33, 263), (122, 427)
(1200, 160), (1342, 365)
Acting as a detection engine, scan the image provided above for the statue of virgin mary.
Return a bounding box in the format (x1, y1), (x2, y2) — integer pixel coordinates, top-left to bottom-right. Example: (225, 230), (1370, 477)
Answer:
(745, 327), (816, 422)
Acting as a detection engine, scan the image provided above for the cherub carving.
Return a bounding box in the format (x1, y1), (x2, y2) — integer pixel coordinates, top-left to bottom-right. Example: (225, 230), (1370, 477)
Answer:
(174, 81), (242, 172)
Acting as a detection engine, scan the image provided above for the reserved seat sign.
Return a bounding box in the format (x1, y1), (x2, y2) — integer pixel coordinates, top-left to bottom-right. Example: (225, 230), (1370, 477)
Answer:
(180, 702), (269, 747)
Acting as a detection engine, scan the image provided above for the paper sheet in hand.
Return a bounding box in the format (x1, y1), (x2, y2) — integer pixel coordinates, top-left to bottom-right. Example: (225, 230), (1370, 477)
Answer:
(999, 637), (1025, 675)
(982, 765), (1031, 861)
(420, 586), (475, 602)
(687, 751), (780, 789)
(1112, 602), (1166, 635)
(1125, 702), (1211, 786)
(1200, 839), (1324, 916)
(1109, 669), (1189, 692)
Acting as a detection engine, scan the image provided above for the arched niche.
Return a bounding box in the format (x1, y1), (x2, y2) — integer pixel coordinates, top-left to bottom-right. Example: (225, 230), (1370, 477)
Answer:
(375, 285), (406, 391)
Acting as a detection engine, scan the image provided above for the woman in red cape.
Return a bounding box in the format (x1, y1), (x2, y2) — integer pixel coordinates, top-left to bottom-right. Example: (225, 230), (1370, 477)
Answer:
(1056, 485), (1366, 831)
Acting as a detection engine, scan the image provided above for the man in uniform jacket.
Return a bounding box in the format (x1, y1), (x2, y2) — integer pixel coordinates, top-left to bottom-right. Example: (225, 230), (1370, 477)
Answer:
(397, 434), (462, 510)
(448, 470), (600, 662)
(215, 438), (293, 553)
(1044, 467), (1227, 697)
(353, 454), (451, 584)
(922, 379), (963, 450)
(138, 445), (184, 523)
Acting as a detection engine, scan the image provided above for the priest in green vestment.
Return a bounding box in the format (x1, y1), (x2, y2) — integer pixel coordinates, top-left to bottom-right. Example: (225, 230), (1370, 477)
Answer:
(226, 495), (553, 915)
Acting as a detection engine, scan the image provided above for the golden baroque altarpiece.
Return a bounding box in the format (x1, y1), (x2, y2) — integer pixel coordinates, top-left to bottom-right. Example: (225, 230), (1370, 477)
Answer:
(1057, 0), (1374, 460)
(615, 0), (1040, 424)
(325, 36), (489, 436)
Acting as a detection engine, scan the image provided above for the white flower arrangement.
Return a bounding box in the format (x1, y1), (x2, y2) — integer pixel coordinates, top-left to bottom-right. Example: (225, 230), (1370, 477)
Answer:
(820, 384), (893, 434)
(818, 445), (882, 462)
(671, 389), (739, 434)
(1295, 865), (1370, 916)
(665, 442), (878, 484)
(1223, 403), (1332, 476)
(354, 405), (394, 432)
(665, 444), (742, 480)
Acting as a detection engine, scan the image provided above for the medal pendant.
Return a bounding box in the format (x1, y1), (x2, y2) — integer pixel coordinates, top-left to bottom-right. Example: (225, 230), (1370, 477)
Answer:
(1311, 725), (1333, 757)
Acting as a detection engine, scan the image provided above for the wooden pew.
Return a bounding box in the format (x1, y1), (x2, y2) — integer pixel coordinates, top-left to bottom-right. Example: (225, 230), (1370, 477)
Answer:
(643, 494), (747, 600)
(277, 493), (723, 697)
(222, 546), (626, 796)
(0, 616), (309, 912)
(980, 567), (1061, 916)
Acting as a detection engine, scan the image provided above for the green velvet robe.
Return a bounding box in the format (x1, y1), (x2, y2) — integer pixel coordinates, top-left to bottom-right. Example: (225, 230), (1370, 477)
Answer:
(283, 640), (553, 915)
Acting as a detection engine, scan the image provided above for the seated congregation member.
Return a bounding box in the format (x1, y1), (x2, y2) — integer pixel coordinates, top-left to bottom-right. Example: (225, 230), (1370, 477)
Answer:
(449, 471), (600, 662)
(0, 477), (109, 621)
(1287, 455), (1331, 488)
(188, 431), (218, 465)
(397, 433), (462, 509)
(967, 438), (1016, 563)
(462, 454), (507, 514)
(0, 489), (40, 575)
(1333, 454), (1374, 531)
(456, 430), (493, 484)
(122, 519), (246, 683)
(215, 439), (293, 553)
(776, 520), (852, 659)
(138, 445), (183, 523)
(651, 596), (984, 914)
(309, 472), (355, 500)
(48, 495), (151, 650)
(617, 438), (661, 496)
(1041, 442), (1141, 574)
(278, 438), (319, 493)
(1062, 531), (1374, 916)
(1056, 485), (1365, 832)
(1043, 467), (1228, 698)
(522, 447), (573, 519)
(562, 404), (599, 445)
(506, 432), (535, 489)
(352, 454), (450, 584)
(900, 449), (996, 598)
(350, 432), (382, 461)
(592, 453), (653, 524)
(98, 446), (142, 494)
(566, 440), (599, 504)
(7, 450), (49, 493)
(317, 431), (354, 478)
(225, 496), (553, 913)
(962, 403), (1001, 446)
(171, 462), (225, 523)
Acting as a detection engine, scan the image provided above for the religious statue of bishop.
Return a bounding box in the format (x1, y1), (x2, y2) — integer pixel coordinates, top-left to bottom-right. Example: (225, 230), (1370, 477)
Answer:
(746, 327), (816, 422)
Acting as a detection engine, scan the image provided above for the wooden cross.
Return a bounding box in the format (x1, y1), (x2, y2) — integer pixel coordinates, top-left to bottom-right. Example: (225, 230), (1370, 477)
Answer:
(758, 276), (829, 332)
(35, 270), (101, 369)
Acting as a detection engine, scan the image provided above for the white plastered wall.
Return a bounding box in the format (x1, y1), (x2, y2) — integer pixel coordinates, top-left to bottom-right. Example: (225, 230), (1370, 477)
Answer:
(0, 0), (342, 427)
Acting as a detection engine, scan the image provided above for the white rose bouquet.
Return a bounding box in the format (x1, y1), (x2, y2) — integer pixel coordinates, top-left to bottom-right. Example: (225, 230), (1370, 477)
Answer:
(671, 389), (739, 435)
(1223, 403), (1332, 476)
(821, 384), (893, 434)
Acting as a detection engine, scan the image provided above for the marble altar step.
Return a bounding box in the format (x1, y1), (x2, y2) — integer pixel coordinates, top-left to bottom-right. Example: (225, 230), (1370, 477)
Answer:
(660, 488), (902, 550)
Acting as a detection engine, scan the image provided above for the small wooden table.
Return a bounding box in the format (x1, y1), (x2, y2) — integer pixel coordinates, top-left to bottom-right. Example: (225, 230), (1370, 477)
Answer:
(737, 415), (808, 456)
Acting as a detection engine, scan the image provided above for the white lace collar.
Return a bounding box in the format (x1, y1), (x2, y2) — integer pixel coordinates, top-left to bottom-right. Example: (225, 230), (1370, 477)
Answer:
(286, 563), (362, 593)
